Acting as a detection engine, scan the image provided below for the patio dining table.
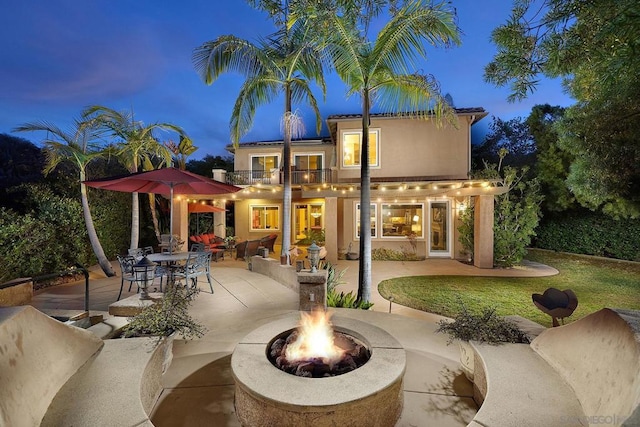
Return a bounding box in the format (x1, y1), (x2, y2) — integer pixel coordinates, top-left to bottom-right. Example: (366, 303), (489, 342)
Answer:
(146, 251), (191, 266)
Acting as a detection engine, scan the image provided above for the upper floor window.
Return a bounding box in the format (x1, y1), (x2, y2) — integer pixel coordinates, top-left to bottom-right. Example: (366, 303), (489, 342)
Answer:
(342, 129), (380, 168)
(294, 154), (323, 170)
(250, 205), (279, 231)
(251, 155), (279, 178)
(293, 153), (324, 184)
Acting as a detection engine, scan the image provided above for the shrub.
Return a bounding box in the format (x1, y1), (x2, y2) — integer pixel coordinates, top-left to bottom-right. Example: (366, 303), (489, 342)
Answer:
(296, 228), (325, 245)
(123, 282), (206, 339)
(323, 261), (373, 310)
(371, 247), (423, 261)
(436, 299), (530, 344)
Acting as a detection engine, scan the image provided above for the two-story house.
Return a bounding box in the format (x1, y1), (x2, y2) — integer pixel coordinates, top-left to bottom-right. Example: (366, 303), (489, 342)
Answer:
(210, 107), (505, 268)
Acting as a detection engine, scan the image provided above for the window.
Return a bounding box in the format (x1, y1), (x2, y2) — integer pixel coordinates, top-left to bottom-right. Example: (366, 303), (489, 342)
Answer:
(355, 203), (377, 238)
(342, 129), (380, 168)
(381, 204), (424, 238)
(250, 205), (279, 231)
(293, 154), (324, 183)
(251, 155), (279, 179)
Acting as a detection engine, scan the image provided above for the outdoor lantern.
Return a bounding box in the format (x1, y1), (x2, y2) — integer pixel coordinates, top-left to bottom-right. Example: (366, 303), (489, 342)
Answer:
(308, 241), (321, 273)
(133, 256), (156, 300)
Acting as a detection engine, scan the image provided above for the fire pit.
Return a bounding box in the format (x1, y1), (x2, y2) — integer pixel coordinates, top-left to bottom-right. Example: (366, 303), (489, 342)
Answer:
(268, 311), (371, 378)
(231, 311), (406, 426)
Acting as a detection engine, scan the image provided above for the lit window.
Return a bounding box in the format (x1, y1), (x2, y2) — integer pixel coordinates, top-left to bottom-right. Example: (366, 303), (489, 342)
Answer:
(293, 154), (324, 184)
(342, 129), (379, 168)
(250, 205), (279, 231)
(381, 204), (424, 238)
(251, 155), (279, 179)
(355, 203), (377, 238)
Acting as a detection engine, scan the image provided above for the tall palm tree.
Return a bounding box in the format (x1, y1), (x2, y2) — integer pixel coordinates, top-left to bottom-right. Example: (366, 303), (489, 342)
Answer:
(14, 118), (116, 277)
(193, 1), (325, 264)
(83, 106), (188, 249)
(325, 0), (460, 302)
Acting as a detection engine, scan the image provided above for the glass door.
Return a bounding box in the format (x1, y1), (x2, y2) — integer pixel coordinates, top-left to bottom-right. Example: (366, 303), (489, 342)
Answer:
(294, 203), (324, 241)
(428, 200), (451, 257)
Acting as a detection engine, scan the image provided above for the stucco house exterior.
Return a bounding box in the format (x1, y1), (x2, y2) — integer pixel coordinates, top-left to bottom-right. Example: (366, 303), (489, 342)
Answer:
(186, 108), (506, 268)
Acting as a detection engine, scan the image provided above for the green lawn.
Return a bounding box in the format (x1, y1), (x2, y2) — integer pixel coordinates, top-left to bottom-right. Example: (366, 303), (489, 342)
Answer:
(378, 249), (640, 327)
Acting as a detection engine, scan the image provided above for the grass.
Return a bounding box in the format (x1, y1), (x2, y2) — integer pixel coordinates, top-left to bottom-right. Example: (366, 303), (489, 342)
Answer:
(378, 249), (640, 327)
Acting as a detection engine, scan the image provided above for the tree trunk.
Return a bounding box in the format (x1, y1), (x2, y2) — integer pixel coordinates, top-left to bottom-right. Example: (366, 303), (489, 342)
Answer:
(357, 90), (372, 303)
(149, 193), (161, 243)
(130, 192), (140, 250)
(80, 175), (115, 277)
(281, 85), (292, 264)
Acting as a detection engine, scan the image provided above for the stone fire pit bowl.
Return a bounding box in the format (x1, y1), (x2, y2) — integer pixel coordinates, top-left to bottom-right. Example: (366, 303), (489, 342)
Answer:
(231, 312), (406, 427)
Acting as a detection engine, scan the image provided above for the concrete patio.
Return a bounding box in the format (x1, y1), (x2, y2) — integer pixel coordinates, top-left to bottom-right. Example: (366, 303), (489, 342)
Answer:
(29, 256), (558, 426)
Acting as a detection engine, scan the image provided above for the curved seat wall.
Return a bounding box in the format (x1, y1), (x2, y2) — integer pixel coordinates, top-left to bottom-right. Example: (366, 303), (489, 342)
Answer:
(0, 306), (103, 426)
(531, 308), (640, 427)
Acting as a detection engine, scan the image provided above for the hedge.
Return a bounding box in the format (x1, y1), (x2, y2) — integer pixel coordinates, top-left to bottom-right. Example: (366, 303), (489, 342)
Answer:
(532, 209), (640, 261)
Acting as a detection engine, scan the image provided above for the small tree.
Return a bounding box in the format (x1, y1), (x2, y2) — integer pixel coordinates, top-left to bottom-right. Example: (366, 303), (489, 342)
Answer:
(493, 166), (542, 267)
(460, 149), (542, 267)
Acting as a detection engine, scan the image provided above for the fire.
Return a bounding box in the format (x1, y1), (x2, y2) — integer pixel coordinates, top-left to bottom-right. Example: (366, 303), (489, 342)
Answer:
(285, 310), (345, 365)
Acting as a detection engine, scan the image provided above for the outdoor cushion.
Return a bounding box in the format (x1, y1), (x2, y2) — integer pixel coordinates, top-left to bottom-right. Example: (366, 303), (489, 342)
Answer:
(201, 234), (211, 245)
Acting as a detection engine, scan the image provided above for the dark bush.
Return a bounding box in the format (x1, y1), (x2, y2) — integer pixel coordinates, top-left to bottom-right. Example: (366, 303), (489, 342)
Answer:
(533, 209), (640, 261)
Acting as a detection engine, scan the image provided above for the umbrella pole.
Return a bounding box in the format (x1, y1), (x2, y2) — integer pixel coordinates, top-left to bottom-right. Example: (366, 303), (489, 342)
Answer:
(169, 185), (174, 255)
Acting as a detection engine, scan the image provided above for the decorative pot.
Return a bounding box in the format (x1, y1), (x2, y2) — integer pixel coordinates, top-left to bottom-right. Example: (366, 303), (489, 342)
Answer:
(458, 340), (474, 381)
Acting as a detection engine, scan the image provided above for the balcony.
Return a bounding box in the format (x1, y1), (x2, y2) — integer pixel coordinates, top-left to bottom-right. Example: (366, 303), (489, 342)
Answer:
(225, 169), (334, 186)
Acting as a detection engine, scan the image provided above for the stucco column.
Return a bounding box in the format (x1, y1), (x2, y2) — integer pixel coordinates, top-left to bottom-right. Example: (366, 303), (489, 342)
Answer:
(173, 196), (189, 252)
(325, 197), (338, 264)
(473, 195), (494, 269)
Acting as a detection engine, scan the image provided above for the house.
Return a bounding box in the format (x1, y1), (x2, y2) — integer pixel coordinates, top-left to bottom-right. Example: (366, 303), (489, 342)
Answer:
(193, 108), (506, 268)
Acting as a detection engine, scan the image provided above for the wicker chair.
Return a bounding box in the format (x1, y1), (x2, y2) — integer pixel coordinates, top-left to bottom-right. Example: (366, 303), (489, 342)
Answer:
(235, 239), (262, 260)
(259, 234), (278, 253)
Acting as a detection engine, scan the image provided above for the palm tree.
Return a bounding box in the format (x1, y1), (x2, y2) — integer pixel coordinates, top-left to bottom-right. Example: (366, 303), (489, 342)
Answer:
(83, 106), (188, 250)
(14, 118), (116, 277)
(193, 1), (325, 264)
(324, 0), (460, 302)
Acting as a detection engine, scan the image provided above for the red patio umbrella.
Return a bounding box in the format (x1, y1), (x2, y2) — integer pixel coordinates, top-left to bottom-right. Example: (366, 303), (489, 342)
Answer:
(84, 167), (241, 253)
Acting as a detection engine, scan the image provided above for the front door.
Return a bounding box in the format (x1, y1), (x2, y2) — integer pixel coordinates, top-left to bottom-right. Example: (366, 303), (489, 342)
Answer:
(294, 203), (324, 241)
(428, 200), (451, 257)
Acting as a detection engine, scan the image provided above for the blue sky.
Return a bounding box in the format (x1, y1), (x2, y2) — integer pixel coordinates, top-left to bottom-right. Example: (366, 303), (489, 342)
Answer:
(0, 0), (573, 159)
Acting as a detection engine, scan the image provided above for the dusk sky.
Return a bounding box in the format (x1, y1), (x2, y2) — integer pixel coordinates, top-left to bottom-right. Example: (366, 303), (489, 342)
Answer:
(0, 0), (574, 159)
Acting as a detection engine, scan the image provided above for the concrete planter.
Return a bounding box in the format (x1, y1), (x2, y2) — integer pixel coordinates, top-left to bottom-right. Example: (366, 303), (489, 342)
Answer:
(458, 340), (474, 381)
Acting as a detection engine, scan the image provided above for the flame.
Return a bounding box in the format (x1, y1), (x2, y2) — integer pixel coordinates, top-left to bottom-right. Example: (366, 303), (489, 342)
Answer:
(285, 310), (344, 365)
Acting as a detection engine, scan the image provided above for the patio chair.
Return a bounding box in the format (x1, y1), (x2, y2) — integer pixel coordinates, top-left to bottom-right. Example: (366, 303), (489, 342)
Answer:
(116, 254), (138, 301)
(235, 240), (260, 260)
(128, 248), (144, 258)
(143, 246), (154, 255)
(172, 251), (214, 293)
(259, 234), (278, 253)
(191, 243), (205, 252)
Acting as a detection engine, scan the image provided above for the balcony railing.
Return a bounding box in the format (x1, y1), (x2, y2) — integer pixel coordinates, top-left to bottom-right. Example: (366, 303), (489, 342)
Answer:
(225, 168), (334, 186)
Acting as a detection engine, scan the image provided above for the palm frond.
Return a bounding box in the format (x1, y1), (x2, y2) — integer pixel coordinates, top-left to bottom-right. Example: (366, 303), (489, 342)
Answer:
(374, 73), (458, 127)
(290, 78), (323, 135)
(193, 35), (271, 84)
(371, 0), (460, 75)
(230, 76), (281, 145)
